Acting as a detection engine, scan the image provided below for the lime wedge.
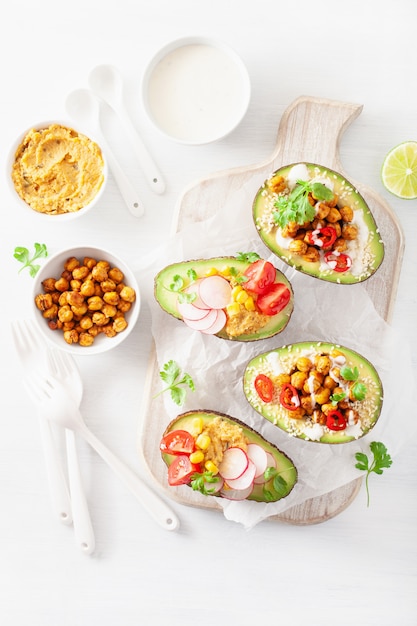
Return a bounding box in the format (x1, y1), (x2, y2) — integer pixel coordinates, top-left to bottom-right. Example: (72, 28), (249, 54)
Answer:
(381, 141), (417, 199)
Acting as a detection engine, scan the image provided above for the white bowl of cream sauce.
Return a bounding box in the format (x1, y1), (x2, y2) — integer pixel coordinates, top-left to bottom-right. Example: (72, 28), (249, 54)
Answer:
(142, 37), (251, 145)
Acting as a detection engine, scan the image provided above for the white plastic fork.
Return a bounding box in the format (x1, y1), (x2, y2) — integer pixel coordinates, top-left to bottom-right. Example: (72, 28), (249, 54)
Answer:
(11, 320), (72, 525)
(47, 349), (95, 555)
(27, 374), (180, 531)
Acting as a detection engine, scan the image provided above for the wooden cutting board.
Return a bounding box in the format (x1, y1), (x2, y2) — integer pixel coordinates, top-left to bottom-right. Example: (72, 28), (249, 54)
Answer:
(138, 96), (404, 524)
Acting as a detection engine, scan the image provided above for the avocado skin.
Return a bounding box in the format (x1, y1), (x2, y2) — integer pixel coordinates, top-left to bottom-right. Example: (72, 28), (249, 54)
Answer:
(154, 256), (294, 341)
(243, 341), (383, 444)
(253, 162), (385, 284)
(162, 410), (298, 502)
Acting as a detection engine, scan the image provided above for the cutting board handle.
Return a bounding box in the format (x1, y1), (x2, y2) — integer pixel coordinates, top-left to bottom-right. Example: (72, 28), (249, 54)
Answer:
(272, 95), (363, 173)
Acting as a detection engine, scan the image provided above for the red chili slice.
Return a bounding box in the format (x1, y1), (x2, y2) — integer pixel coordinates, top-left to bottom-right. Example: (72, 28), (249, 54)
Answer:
(254, 374), (274, 403)
(324, 251), (352, 273)
(279, 383), (300, 411)
(326, 409), (347, 431)
(305, 226), (337, 250)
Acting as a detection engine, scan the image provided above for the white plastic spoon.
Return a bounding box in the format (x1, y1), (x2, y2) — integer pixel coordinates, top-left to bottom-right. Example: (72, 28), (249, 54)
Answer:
(89, 64), (165, 194)
(65, 88), (144, 218)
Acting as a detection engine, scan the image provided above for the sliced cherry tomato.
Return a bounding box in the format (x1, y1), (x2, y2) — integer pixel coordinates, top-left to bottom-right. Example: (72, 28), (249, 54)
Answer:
(254, 374), (274, 403)
(326, 409), (347, 431)
(167, 455), (200, 486)
(305, 226), (337, 250)
(279, 383), (300, 411)
(160, 430), (195, 455)
(256, 283), (291, 316)
(243, 260), (276, 294)
(324, 251), (352, 273)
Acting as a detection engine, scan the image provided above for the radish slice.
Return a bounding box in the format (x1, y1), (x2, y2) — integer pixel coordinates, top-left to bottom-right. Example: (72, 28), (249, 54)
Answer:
(198, 275), (232, 309)
(182, 308), (219, 330)
(254, 451), (277, 484)
(184, 279), (209, 309)
(177, 301), (211, 321)
(220, 483), (254, 501)
(246, 443), (268, 478)
(225, 459), (256, 491)
(218, 447), (248, 481)
(201, 308), (227, 335)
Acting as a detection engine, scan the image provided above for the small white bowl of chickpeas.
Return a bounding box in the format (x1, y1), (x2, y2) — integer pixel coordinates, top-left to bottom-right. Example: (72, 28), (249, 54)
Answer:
(32, 246), (140, 355)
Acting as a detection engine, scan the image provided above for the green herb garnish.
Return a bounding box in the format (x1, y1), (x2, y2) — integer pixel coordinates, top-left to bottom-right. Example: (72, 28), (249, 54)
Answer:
(236, 251), (261, 263)
(262, 466), (289, 501)
(169, 269), (197, 303)
(14, 243), (48, 277)
(351, 382), (367, 401)
(355, 441), (393, 506)
(340, 365), (359, 381)
(273, 179), (334, 228)
(154, 359), (195, 406)
(330, 391), (347, 405)
(190, 471), (219, 495)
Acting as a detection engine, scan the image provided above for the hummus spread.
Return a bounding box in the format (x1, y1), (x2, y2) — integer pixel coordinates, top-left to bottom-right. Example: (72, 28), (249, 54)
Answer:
(11, 124), (105, 215)
(202, 417), (248, 467)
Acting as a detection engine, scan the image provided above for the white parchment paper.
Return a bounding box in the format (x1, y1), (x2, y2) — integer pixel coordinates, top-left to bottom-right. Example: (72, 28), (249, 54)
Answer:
(140, 179), (416, 528)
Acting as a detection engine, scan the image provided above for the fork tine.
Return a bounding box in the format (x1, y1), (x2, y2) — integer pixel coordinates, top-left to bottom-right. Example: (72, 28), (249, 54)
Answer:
(47, 349), (72, 380)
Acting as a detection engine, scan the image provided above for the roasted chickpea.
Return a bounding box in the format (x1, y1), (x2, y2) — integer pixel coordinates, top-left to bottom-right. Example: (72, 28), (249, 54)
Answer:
(342, 223), (358, 240)
(101, 279), (117, 293)
(67, 291), (85, 308)
(340, 206), (354, 222)
(58, 305), (73, 323)
(300, 395), (315, 414)
(315, 202), (330, 219)
(72, 265), (90, 281)
(80, 279), (95, 297)
(302, 246), (320, 263)
(119, 286), (136, 303)
(312, 409), (326, 425)
(54, 277), (70, 292)
(266, 174), (286, 193)
(315, 355), (331, 375)
(281, 222), (299, 238)
(63, 329), (79, 345)
(113, 316), (128, 333)
(296, 357), (313, 372)
(323, 375), (337, 390)
(83, 257), (97, 270)
(274, 373), (291, 386)
(334, 238), (348, 252)
(35, 293), (53, 311)
(108, 267), (124, 283)
(64, 257), (80, 272)
(79, 332), (95, 347)
(117, 300), (132, 313)
(326, 207), (342, 223)
(103, 291), (119, 306)
(289, 239), (308, 255)
(87, 296), (104, 311)
(314, 387), (331, 405)
(42, 277), (57, 293)
(291, 370), (308, 390)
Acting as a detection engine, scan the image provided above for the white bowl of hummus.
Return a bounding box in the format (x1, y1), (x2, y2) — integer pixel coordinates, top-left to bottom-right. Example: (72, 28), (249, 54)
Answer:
(31, 246), (140, 355)
(8, 122), (107, 219)
(141, 37), (251, 145)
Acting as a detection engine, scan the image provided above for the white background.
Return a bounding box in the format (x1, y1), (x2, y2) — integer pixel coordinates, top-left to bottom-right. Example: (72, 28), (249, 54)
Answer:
(1, 1), (416, 624)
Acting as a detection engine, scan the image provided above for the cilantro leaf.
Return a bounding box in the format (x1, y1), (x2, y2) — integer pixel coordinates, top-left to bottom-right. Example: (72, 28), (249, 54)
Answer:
(14, 243), (48, 277)
(262, 466), (289, 500)
(154, 360), (195, 406)
(352, 382), (367, 401)
(273, 178), (333, 228)
(355, 441), (392, 506)
(340, 365), (359, 381)
(236, 251), (261, 263)
(190, 471), (219, 495)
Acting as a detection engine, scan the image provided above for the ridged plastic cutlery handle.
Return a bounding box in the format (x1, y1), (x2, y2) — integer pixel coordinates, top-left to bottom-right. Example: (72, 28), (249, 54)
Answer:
(65, 430), (95, 554)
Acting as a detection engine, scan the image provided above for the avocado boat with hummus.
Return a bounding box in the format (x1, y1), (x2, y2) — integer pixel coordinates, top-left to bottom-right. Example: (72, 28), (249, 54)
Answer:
(154, 253), (294, 341)
(243, 342), (383, 444)
(160, 410), (298, 502)
(253, 162), (384, 284)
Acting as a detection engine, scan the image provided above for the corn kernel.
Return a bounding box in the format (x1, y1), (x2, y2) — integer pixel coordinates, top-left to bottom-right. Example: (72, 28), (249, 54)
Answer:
(226, 302), (241, 316)
(236, 290), (248, 304)
(205, 267), (218, 276)
(190, 417), (204, 436)
(220, 266), (231, 276)
(190, 450), (204, 464)
(196, 433), (211, 450)
(231, 285), (243, 299)
(204, 460), (218, 474)
(245, 296), (255, 311)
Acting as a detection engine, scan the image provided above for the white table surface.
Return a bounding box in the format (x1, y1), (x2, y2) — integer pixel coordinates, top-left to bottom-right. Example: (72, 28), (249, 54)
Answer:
(1, 1), (416, 624)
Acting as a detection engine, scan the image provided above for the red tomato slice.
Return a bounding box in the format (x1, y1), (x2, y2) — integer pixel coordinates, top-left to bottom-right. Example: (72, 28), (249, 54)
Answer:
(254, 374), (274, 403)
(243, 260), (276, 294)
(160, 430), (195, 455)
(167, 455), (200, 486)
(256, 283), (291, 316)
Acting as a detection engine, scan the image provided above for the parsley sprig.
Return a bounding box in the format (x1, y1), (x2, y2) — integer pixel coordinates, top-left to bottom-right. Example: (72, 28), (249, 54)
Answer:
(273, 179), (334, 228)
(355, 441), (393, 507)
(169, 268), (197, 303)
(14, 243), (48, 277)
(154, 360), (195, 406)
(340, 365), (367, 401)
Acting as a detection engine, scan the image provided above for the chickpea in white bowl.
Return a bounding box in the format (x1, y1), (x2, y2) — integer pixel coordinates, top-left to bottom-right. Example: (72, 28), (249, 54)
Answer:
(31, 246), (140, 355)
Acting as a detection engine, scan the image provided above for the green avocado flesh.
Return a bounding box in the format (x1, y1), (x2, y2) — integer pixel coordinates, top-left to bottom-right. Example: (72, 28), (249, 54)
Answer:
(243, 342), (383, 444)
(162, 410), (298, 502)
(154, 256), (294, 341)
(253, 162), (385, 284)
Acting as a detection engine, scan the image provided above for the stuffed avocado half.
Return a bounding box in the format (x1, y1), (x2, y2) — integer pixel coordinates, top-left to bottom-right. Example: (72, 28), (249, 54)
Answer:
(154, 254), (294, 341)
(160, 410), (298, 502)
(243, 342), (383, 444)
(253, 162), (384, 284)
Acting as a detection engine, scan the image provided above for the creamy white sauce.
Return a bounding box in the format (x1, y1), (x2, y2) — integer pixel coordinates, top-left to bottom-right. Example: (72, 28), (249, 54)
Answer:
(146, 44), (248, 143)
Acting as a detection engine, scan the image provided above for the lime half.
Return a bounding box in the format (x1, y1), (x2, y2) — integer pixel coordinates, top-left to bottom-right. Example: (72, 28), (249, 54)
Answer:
(381, 141), (417, 199)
